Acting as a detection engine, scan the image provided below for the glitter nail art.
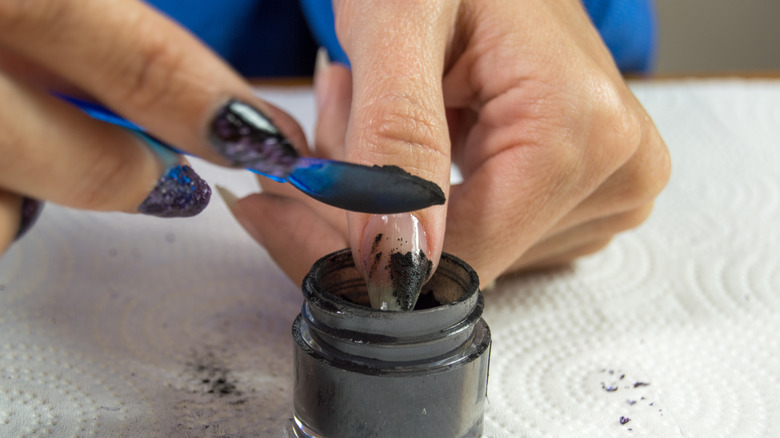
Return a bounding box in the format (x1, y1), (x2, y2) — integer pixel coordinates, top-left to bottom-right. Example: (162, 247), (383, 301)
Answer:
(209, 100), (299, 179)
(137, 165), (212, 218)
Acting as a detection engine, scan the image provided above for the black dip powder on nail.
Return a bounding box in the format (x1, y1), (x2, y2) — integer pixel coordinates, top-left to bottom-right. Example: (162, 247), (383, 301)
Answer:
(292, 249), (491, 438)
(388, 250), (433, 310)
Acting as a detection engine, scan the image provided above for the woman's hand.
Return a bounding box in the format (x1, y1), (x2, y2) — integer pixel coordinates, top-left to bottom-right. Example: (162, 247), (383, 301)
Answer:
(225, 0), (671, 288)
(0, 0), (308, 253)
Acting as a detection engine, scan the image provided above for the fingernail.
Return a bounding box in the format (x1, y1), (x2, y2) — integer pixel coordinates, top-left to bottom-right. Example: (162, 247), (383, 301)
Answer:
(315, 47), (331, 78)
(360, 213), (433, 311)
(208, 100), (299, 179)
(137, 164), (212, 218)
(214, 184), (239, 210)
(133, 133), (211, 218)
(314, 47), (331, 113)
(214, 185), (263, 246)
(15, 197), (43, 241)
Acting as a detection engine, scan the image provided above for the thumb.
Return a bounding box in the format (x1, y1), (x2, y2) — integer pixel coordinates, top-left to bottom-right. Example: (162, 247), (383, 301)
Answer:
(334, 0), (456, 310)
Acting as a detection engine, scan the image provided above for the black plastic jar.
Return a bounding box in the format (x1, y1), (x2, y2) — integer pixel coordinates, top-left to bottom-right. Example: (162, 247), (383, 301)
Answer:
(292, 249), (491, 438)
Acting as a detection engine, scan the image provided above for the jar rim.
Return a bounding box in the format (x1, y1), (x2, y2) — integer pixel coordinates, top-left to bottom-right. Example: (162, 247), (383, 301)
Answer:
(301, 249), (481, 339)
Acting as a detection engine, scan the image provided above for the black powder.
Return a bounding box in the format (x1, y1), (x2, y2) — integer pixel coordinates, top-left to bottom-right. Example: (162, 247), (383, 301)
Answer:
(186, 350), (240, 397)
(374, 165), (445, 205)
(388, 250), (433, 311)
(601, 382), (619, 392)
(413, 289), (441, 310)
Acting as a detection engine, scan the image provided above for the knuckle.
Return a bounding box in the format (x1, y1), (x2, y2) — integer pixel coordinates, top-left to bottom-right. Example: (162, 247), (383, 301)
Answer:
(650, 134), (672, 196)
(539, 138), (585, 193)
(366, 94), (448, 162)
(626, 131), (672, 204)
(582, 77), (643, 169)
(614, 203), (655, 231)
(587, 80), (671, 205)
(111, 29), (185, 112)
(609, 100), (643, 149)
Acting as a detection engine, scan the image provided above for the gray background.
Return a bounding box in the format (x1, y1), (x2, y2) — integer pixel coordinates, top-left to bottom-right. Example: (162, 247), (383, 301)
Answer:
(655, 0), (780, 74)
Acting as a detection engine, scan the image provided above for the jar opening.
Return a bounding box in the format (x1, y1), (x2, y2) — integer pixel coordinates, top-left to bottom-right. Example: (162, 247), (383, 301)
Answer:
(331, 285), (443, 310)
(309, 249), (477, 313)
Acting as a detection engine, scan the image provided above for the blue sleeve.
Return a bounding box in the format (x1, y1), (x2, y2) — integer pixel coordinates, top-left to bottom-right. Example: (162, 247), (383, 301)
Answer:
(145, 0), (654, 76)
(583, 0), (657, 73)
(147, 0), (318, 77)
(298, 0), (656, 73)
(298, 0), (350, 66)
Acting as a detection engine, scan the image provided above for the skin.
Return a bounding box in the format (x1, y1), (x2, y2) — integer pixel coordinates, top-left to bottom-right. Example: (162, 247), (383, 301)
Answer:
(0, 0), (306, 252)
(235, 0), (671, 287)
(0, 0), (671, 289)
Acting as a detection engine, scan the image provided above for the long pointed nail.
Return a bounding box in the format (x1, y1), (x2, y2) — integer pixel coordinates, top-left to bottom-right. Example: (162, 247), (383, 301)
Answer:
(134, 133), (211, 218)
(214, 184), (239, 211)
(137, 164), (211, 217)
(314, 47), (332, 114)
(215, 185), (265, 246)
(208, 100), (299, 179)
(315, 47), (331, 78)
(360, 214), (433, 311)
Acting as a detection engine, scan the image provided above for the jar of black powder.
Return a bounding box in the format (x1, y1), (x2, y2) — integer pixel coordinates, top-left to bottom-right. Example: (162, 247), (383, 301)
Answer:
(292, 249), (491, 438)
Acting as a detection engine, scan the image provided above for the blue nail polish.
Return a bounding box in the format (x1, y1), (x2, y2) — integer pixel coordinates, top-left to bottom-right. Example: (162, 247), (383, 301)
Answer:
(15, 198), (43, 241)
(138, 165), (212, 218)
(209, 100), (299, 180)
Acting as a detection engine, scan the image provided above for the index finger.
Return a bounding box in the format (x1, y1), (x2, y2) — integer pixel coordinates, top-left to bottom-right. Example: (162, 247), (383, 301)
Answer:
(0, 0), (307, 166)
(334, 0), (457, 309)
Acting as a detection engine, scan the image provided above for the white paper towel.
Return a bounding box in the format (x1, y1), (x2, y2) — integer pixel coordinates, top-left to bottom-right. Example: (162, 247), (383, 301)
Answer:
(1, 80), (778, 437)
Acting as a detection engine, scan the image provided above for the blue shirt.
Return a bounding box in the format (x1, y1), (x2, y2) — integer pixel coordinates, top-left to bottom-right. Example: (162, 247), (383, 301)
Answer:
(149, 0), (655, 77)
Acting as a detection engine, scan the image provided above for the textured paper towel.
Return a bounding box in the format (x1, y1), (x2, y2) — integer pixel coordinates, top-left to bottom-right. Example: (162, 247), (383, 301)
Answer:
(1, 80), (779, 437)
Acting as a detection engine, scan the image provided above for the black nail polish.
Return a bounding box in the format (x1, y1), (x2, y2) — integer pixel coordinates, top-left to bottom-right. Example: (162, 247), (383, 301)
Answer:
(138, 165), (212, 218)
(15, 198), (43, 241)
(209, 100), (299, 178)
(387, 250), (433, 310)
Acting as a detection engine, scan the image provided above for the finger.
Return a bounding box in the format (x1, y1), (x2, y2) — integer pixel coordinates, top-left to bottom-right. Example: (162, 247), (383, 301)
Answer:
(334, 0), (458, 296)
(442, 70), (643, 286)
(0, 45), (80, 94)
(253, 48), (350, 232)
(253, 48), (354, 237)
(510, 203), (654, 271)
(313, 48), (352, 160)
(512, 238), (614, 273)
(219, 189), (348, 285)
(541, 110), (671, 236)
(0, 72), (210, 216)
(257, 176), (349, 239)
(443, 116), (634, 287)
(0, 0), (305, 168)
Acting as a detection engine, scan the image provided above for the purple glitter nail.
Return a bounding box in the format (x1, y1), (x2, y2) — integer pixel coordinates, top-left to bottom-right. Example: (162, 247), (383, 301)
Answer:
(209, 100), (299, 178)
(15, 198), (43, 240)
(138, 165), (211, 218)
